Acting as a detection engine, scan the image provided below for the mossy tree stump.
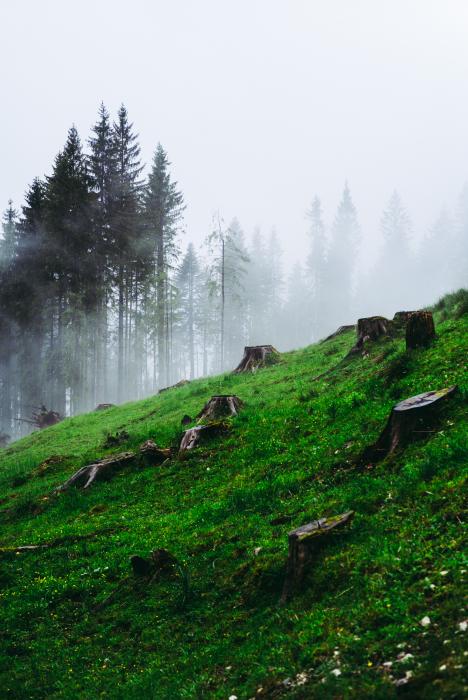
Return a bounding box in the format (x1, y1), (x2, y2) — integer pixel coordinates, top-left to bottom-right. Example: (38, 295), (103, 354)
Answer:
(233, 345), (279, 372)
(280, 511), (354, 603)
(348, 316), (393, 356)
(196, 395), (243, 422)
(361, 385), (457, 463)
(139, 440), (171, 465)
(406, 311), (436, 349)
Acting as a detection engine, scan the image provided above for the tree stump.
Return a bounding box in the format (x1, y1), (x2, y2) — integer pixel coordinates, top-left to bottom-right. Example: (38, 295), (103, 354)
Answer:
(32, 406), (62, 429)
(130, 549), (177, 578)
(280, 511), (354, 603)
(406, 311), (436, 349)
(95, 403), (115, 411)
(179, 422), (228, 452)
(321, 325), (355, 343)
(159, 379), (190, 394)
(392, 311), (416, 330)
(361, 385), (457, 463)
(233, 345), (280, 373)
(348, 316), (393, 356)
(196, 395), (243, 422)
(139, 440), (171, 464)
(55, 451), (136, 491)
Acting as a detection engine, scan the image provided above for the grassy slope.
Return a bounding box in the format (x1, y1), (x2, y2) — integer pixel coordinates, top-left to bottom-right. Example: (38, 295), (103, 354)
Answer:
(0, 311), (467, 699)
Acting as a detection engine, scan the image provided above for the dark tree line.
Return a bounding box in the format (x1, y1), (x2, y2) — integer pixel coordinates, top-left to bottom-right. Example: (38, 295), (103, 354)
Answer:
(1, 105), (466, 442)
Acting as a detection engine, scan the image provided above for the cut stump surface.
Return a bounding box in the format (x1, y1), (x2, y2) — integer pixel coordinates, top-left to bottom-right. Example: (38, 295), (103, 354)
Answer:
(281, 511), (354, 603)
(361, 385), (457, 463)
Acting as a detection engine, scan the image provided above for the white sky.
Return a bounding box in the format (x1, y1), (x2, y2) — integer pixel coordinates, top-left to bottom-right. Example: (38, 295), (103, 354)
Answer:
(1, 0), (468, 267)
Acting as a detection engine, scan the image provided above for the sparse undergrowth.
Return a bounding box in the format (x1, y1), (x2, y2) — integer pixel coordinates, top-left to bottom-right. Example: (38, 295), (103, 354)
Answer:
(0, 299), (467, 699)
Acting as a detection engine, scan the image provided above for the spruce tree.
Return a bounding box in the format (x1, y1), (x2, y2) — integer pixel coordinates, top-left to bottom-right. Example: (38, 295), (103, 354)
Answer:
(143, 143), (184, 388)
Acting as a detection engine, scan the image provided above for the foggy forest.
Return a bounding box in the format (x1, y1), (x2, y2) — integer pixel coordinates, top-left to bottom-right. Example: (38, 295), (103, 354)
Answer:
(0, 104), (466, 442)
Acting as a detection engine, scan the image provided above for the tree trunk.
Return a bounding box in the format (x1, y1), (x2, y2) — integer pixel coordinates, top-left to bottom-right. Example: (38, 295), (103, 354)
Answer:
(361, 385), (457, 463)
(233, 345), (280, 373)
(280, 511), (354, 604)
(196, 395), (243, 422)
(406, 311), (436, 349)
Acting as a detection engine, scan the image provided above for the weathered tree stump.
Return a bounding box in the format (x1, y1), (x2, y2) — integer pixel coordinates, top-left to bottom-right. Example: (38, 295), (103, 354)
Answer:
(348, 316), (393, 356)
(280, 511), (355, 604)
(361, 385), (457, 463)
(159, 379), (190, 394)
(55, 451), (136, 491)
(33, 406), (62, 429)
(102, 430), (129, 448)
(392, 311), (416, 330)
(95, 403), (115, 411)
(130, 549), (178, 578)
(139, 440), (171, 464)
(233, 345), (280, 373)
(196, 395), (243, 423)
(179, 422), (228, 452)
(406, 310), (436, 349)
(321, 325), (355, 343)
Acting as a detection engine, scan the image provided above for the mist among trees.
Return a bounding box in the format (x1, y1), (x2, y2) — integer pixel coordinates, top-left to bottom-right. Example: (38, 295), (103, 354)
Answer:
(0, 104), (466, 441)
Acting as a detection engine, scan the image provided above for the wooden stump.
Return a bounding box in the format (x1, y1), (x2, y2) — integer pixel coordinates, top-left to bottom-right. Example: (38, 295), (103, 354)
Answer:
(159, 379), (190, 394)
(406, 311), (436, 349)
(139, 440), (171, 464)
(280, 511), (354, 603)
(321, 325), (355, 343)
(392, 311), (416, 329)
(130, 549), (177, 578)
(55, 451), (136, 491)
(196, 395), (243, 422)
(179, 422), (228, 452)
(347, 316), (393, 356)
(233, 345), (280, 373)
(95, 403), (115, 411)
(361, 385), (457, 463)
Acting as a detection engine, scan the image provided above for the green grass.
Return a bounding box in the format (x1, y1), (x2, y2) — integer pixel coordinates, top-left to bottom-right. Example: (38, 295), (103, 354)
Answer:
(1, 302), (467, 699)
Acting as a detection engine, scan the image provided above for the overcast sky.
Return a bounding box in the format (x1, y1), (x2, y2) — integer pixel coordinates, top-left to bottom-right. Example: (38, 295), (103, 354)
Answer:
(1, 0), (468, 267)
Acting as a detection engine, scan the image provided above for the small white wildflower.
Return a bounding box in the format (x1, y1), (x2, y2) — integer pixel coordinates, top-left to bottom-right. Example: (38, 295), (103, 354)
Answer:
(443, 639), (451, 645)
(229, 695), (238, 700)
(420, 616), (431, 627)
(440, 570), (449, 576)
(430, 584), (436, 590)
(439, 664), (447, 671)
(459, 620), (467, 632)
(330, 668), (341, 677)
(397, 653), (414, 663)
(383, 661), (393, 668)
(253, 547), (262, 556)
(225, 666), (232, 671)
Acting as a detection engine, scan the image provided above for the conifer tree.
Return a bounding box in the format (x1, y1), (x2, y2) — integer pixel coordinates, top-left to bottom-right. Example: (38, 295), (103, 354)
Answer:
(143, 143), (184, 388)
(306, 196), (327, 339)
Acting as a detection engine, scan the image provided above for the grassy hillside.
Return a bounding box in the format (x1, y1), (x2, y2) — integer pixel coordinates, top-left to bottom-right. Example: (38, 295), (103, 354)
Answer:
(1, 301), (467, 699)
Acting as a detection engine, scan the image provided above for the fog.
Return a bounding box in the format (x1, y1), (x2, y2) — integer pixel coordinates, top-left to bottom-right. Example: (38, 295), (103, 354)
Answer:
(0, 1), (467, 440)
(2, 1), (468, 265)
